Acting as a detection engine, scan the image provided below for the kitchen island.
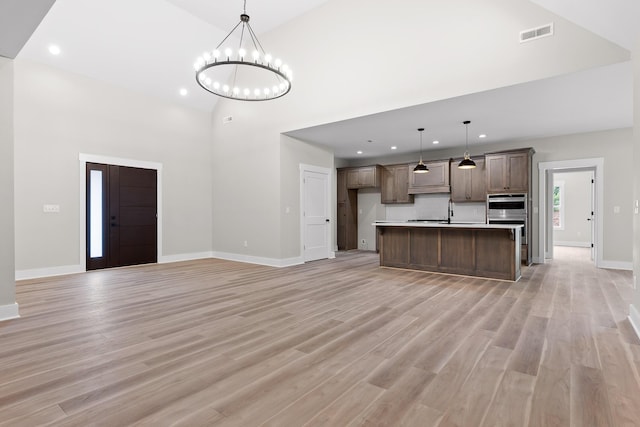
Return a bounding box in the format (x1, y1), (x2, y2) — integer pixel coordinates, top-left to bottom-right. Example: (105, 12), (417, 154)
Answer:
(374, 222), (522, 281)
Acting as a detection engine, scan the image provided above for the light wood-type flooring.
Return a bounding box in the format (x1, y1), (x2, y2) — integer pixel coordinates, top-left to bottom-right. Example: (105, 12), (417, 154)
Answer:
(1, 247), (639, 426)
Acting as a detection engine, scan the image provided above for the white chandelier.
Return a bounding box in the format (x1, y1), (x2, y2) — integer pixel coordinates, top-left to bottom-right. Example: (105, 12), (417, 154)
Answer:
(193, 1), (293, 101)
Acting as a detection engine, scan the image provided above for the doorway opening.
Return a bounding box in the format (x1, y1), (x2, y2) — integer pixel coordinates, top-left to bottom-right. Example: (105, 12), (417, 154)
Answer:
(80, 154), (162, 271)
(538, 158), (603, 267)
(551, 169), (595, 262)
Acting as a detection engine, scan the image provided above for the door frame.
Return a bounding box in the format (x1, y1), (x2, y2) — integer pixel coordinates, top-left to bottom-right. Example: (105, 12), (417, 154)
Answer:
(79, 154), (163, 271)
(548, 168), (596, 260)
(538, 158), (603, 267)
(299, 163), (334, 262)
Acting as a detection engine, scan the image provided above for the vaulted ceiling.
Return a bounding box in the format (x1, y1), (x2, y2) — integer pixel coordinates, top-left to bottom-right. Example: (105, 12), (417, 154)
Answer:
(3, 0), (638, 159)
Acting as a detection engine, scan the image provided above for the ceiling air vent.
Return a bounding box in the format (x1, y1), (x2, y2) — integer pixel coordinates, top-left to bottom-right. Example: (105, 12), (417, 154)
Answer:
(520, 23), (553, 43)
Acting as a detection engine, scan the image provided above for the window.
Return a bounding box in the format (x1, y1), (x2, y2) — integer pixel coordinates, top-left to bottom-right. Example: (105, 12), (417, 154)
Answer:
(553, 181), (564, 230)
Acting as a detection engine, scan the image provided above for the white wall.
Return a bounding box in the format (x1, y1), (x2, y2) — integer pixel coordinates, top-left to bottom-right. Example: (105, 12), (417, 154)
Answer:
(357, 189), (385, 251)
(210, 0), (629, 262)
(13, 60), (214, 274)
(553, 171), (593, 247)
(630, 39), (640, 328)
(280, 135), (334, 260)
(0, 57), (17, 318)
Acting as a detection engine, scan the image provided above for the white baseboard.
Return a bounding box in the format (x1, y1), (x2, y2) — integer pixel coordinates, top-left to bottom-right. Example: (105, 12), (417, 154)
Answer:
(159, 251), (214, 264)
(600, 260), (633, 271)
(15, 264), (83, 281)
(0, 303), (19, 321)
(212, 251), (305, 268)
(554, 241), (591, 248)
(629, 304), (640, 340)
(15, 250), (320, 280)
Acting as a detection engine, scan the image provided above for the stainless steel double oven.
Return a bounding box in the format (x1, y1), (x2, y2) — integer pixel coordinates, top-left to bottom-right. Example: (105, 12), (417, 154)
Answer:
(487, 193), (527, 244)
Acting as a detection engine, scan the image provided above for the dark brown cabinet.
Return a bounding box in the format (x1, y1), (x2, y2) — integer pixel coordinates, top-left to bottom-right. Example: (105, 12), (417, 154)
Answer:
(485, 151), (529, 193)
(450, 157), (486, 202)
(337, 169), (359, 250)
(407, 160), (450, 194)
(381, 164), (414, 204)
(485, 148), (535, 266)
(346, 165), (381, 189)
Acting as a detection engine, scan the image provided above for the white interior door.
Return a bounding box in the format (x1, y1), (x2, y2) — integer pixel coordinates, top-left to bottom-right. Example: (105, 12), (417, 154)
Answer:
(303, 169), (330, 261)
(590, 171), (596, 261)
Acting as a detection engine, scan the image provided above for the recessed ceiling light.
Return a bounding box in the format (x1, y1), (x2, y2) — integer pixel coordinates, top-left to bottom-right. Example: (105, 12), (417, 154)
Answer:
(432, 140), (439, 145)
(48, 45), (61, 55)
(479, 134), (487, 138)
(356, 150), (363, 155)
(179, 88), (188, 96)
(391, 146), (397, 150)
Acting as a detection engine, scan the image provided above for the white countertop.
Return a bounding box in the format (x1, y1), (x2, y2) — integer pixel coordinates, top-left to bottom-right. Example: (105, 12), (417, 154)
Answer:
(373, 221), (523, 230)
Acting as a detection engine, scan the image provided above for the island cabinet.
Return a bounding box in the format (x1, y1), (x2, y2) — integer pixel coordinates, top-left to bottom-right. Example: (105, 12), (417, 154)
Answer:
(450, 157), (486, 202)
(376, 223), (521, 281)
(381, 164), (414, 204)
(408, 160), (450, 194)
(346, 165), (381, 189)
(485, 150), (531, 193)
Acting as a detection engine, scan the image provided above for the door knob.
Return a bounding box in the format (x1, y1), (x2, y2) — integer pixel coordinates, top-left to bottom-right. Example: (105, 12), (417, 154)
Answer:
(325, 219), (330, 223)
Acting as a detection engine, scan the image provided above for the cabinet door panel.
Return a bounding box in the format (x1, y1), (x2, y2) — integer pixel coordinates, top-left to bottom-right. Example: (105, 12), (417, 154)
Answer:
(450, 162), (470, 202)
(486, 155), (507, 192)
(359, 167), (376, 187)
(346, 169), (360, 189)
(381, 167), (396, 203)
(469, 158), (487, 201)
(337, 170), (347, 203)
(394, 165), (412, 203)
(408, 161), (450, 194)
(506, 153), (528, 192)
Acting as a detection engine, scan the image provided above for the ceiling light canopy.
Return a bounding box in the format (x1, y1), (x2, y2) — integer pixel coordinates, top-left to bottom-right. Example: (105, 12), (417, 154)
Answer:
(458, 120), (476, 169)
(413, 128), (429, 174)
(194, 0), (292, 101)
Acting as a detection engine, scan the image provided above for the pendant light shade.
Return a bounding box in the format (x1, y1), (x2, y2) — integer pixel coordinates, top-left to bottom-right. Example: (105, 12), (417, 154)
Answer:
(458, 120), (476, 169)
(413, 128), (429, 174)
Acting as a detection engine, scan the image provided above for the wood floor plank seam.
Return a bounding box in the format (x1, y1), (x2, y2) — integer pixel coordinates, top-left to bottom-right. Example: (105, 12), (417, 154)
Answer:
(1, 247), (637, 426)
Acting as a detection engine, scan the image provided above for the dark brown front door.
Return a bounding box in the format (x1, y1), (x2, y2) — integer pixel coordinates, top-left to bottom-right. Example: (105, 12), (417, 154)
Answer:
(86, 163), (157, 270)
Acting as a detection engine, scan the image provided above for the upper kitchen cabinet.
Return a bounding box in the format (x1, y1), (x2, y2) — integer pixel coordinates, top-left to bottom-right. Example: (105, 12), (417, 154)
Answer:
(381, 164), (414, 204)
(345, 165), (382, 189)
(485, 149), (534, 193)
(408, 160), (450, 194)
(450, 157), (486, 202)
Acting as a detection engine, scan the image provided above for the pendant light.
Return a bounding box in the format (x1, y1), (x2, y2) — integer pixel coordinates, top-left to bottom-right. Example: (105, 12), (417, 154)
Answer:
(413, 128), (429, 174)
(458, 120), (477, 169)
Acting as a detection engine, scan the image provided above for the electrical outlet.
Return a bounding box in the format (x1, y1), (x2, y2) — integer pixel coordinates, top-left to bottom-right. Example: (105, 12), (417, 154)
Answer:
(243, 240), (248, 247)
(614, 206), (620, 214)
